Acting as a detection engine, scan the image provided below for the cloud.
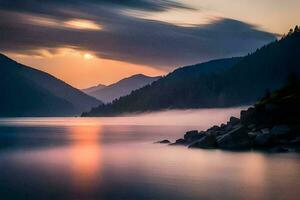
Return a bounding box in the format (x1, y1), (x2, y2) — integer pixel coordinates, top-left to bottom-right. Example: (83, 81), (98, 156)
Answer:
(0, 0), (194, 14)
(0, 0), (276, 70)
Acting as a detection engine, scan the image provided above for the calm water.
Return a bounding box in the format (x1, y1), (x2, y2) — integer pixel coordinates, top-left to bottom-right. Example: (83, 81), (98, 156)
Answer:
(0, 108), (300, 200)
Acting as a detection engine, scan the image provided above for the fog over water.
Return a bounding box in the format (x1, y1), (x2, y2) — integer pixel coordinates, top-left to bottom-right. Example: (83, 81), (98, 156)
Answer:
(1, 107), (300, 200)
(0, 107), (246, 127)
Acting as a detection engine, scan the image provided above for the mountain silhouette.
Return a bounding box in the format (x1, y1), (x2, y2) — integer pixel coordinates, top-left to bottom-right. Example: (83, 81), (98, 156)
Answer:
(83, 28), (300, 116)
(0, 54), (102, 117)
(82, 74), (161, 103)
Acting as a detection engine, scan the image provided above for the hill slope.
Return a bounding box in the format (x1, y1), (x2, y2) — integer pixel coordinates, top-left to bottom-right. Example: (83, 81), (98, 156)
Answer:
(0, 54), (101, 117)
(83, 28), (300, 116)
(82, 74), (161, 103)
(82, 84), (107, 94)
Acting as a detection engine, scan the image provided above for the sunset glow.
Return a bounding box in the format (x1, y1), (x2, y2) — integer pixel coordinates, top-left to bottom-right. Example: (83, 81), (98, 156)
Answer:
(64, 19), (102, 30)
(1, 0), (299, 88)
(8, 50), (165, 88)
(83, 53), (94, 60)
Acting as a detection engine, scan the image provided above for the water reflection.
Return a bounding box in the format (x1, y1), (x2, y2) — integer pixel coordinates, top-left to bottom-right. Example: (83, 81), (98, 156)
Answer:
(1, 109), (300, 200)
(68, 125), (102, 192)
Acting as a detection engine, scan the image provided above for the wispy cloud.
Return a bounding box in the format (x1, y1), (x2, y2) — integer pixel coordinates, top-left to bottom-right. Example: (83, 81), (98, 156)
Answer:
(0, 0), (276, 70)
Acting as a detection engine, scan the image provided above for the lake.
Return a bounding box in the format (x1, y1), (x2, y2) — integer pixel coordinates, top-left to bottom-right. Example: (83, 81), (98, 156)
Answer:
(0, 108), (300, 200)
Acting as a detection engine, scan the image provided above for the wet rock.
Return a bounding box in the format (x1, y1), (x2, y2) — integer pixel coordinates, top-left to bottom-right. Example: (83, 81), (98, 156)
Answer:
(220, 124), (226, 129)
(254, 133), (273, 146)
(289, 136), (300, 145)
(184, 130), (204, 142)
(207, 126), (220, 132)
(228, 117), (240, 126)
(271, 125), (291, 137)
(247, 124), (256, 131)
(188, 135), (217, 149)
(217, 125), (252, 150)
(240, 107), (256, 125)
(171, 138), (188, 145)
(248, 131), (261, 139)
(156, 140), (171, 144)
(268, 147), (290, 153)
(261, 128), (270, 134)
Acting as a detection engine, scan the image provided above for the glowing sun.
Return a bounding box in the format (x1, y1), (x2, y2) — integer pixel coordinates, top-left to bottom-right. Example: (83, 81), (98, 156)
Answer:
(83, 53), (94, 60)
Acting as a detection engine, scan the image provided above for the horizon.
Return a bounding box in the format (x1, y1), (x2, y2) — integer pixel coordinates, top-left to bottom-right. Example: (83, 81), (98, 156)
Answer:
(1, 0), (299, 88)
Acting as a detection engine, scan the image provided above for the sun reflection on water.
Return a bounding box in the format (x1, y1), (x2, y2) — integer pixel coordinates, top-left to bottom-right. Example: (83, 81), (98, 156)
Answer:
(67, 125), (103, 191)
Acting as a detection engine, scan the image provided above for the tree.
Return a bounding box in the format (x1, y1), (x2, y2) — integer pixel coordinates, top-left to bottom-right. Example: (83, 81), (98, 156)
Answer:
(295, 25), (299, 33)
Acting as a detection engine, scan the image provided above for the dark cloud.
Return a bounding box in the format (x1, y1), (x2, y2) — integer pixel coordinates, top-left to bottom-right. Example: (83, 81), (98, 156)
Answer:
(0, 0), (194, 14)
(0, 0), (276, 70)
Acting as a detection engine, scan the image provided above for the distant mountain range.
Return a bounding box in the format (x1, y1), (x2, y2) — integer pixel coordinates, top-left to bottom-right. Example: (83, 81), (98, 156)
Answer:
(0, 54), (102, 117)
(83, 28), (300, 116)
(82, 84), (107, 94)
(82, 74), (161, 103)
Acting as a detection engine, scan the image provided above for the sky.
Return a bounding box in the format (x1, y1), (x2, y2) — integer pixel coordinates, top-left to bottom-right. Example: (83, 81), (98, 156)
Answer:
(0, 0), (299, 88)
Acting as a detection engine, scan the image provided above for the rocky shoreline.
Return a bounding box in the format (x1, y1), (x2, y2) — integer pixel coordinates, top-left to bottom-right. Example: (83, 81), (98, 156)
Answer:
(157, 79), (300, 153)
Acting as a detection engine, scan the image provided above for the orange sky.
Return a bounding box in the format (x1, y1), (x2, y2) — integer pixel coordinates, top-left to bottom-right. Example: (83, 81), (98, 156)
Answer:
(3, 0), (300, 89)
(8, 50), (165, 89)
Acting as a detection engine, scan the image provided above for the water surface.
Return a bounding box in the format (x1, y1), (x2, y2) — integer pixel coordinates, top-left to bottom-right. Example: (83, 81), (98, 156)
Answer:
(0, 108), (300, 200)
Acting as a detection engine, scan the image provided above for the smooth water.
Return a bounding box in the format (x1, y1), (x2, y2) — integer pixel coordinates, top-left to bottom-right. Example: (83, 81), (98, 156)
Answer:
(0, 108), (300, 200)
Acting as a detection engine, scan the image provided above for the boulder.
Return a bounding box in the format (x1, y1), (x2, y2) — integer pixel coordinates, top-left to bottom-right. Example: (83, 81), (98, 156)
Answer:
(254, 133), (273, 146)
(171, 138), (187, 145)
(184, 130), (204, 142)
(261, 128), (270, 134)
(217, 125), (252, 150)
(289, 136), (300, 145)
(228, 117), (240, 126)
(207, 125), (220, 132)
(248, 131), (261, 138)
(240, 107), (256, 125)
(270, 125), (291, 137)
(268, 147), (290, 153)
(220, 124), (226, 129)
(188, 135), (217, 149)
(247, 124), (256, 131)
(224, 124), (234, 132)
(156, 140), (171, 144)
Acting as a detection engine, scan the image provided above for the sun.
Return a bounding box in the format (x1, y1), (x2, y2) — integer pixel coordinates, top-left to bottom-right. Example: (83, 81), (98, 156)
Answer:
(83, 53), (94, 60)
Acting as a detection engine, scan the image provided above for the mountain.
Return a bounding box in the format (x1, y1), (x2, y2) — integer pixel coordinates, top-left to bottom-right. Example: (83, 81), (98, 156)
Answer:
(83, 27), (300, 117)
(82, 84), (107, 94)
(0, 54), (102, 117)
(82, 57), (242, 116)
(82, 74), (161, 103)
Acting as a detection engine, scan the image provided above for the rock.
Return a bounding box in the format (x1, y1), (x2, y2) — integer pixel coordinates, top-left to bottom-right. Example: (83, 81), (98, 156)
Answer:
(247, 124), (256, 130)
(268, 147), (290, 153)
(171, 138), (187, 145)
(215, 130), (227, 136)
(228, 117), (240, 126)
(188, 135), (217, 149)
(261, 128), (270, 134)
(207, 125), (220, 132)
(295, 148), (300, 153)
(220, 124), (226, 129)
(265, 103), (277, 112)
(254, 133), (273, 146)
(184, 130), (204, 142)
(156, 140), (171, 144)
(248, 131), (260, 138)
(270, 125), (291, 137)
(224, 124), (234, 132)
(289, 136), (300, 145)
(240, 107), (256, 125)
(217, 125), (252, 150)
